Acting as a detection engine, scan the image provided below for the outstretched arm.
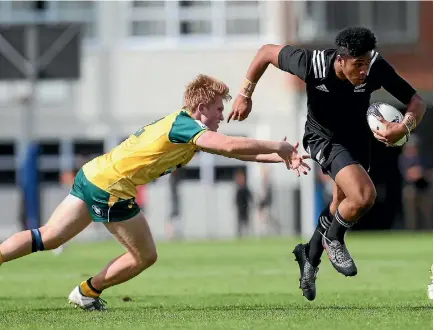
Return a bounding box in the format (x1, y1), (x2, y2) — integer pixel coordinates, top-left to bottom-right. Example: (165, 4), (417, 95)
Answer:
(203, 149), (284, 164)
(228, 44), (310, 122)
(222, 153), (310, 176)
(195, 130), (282, 156)
(195, 132), (311, 175)
(235, 154), (283, 163)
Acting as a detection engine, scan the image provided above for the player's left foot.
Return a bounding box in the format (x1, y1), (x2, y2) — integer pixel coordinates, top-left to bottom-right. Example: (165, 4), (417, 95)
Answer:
(293, 243), (319, 301)
(322, 236), (357, 277)
(68, 286), (107, 311)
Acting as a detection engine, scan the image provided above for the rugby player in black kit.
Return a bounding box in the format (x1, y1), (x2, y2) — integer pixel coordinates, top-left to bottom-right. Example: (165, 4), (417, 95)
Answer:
(228, 26), (426, 301)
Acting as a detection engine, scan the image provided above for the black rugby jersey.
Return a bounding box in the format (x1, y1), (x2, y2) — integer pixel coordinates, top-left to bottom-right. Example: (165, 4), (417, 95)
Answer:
(278, 46), (416, 144)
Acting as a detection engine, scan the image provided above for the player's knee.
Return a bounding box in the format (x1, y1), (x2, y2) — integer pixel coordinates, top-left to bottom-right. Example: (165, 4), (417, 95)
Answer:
(352, 186), (376, 214)
(144, 250), (158, 267)
(135, 250), (158, 271)
(364, 187), (377, 210)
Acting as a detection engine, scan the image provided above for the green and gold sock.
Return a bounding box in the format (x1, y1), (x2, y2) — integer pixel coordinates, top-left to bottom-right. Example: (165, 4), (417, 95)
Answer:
(79, 278), (102, 298)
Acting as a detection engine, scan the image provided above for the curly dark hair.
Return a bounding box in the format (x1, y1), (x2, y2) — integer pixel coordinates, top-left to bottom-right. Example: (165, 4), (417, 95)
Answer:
(335, 26), (377, 58)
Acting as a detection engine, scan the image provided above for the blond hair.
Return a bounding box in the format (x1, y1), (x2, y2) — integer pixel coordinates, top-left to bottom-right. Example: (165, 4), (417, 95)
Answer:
(183, 74), (232, 113)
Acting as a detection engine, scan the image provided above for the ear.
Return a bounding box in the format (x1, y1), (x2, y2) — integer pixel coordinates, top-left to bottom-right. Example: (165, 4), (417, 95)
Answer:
(337, 55), (344, 66)
(197, 103), (206, 114)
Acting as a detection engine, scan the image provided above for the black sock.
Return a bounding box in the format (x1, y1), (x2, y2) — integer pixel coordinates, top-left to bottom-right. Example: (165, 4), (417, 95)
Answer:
(87, 277), (102, 294)
(307, 204), (333, 267)
(326, 209), (354, 243)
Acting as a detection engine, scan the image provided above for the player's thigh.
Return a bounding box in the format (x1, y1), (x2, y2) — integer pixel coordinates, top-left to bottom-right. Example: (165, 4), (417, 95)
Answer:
(334, 163), (376, 208)
(104, 212), (157, 264)
(41, 194), (92, 248)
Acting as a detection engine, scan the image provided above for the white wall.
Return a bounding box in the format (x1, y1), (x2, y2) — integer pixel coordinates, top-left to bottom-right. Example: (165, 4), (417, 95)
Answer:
(0, 48), (299, 138)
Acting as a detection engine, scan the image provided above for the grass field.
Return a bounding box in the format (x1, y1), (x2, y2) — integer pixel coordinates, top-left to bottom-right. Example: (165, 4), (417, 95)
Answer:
(0, 232), (432, 329)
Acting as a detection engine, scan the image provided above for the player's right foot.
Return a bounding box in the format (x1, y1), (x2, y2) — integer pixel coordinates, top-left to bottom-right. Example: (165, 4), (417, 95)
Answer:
(292, 243), (319, 301)
(322, 236), (357, 276)
(68, 286), (107, 311)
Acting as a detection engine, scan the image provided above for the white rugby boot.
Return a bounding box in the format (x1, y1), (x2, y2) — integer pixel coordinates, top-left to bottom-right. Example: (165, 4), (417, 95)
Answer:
(68, 286), (107, 311)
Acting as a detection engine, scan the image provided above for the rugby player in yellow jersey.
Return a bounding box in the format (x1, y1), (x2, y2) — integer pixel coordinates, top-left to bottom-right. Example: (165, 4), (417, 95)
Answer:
(0, 74), (310, 311)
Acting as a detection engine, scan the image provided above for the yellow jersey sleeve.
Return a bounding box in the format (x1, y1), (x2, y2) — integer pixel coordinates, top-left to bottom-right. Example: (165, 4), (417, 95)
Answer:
(168, 111), (208, 145)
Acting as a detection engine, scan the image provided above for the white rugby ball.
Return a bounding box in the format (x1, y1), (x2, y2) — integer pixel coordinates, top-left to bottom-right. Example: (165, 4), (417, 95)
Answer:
(367, 102), (409, 147)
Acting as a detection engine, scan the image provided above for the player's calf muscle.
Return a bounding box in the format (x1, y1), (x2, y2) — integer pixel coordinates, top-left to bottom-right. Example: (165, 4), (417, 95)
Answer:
(0, 231), (34, 262)
(0, 196), (90, 263)
(0, 224), (72, 263)
(91, 213), (158, 290)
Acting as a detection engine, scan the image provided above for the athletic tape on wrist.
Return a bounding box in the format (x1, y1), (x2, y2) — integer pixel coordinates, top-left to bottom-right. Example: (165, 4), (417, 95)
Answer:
(240, 78), (256, 98)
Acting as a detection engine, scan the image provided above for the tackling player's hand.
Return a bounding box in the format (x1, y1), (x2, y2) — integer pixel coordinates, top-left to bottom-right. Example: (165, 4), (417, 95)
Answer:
(227, 94), (252, 123)
(278, 138), (311, 177)
(372, 116), (408, 147)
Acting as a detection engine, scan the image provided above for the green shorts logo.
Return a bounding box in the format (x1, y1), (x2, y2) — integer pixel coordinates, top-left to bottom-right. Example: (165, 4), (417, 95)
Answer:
(92, 205), (103, 217)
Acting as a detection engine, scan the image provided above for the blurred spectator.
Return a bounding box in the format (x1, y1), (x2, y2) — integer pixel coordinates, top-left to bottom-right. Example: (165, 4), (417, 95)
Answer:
(317, 167), (333, 203)
(256, 166), (280, 236)
(234, 169), (252, 237)
(136, 184), (148, 214)
(398, 135), (432, 230)
(166, 170), (183, 240)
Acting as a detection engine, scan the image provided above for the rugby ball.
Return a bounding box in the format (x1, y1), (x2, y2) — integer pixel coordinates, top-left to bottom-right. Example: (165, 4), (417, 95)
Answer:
(367, 102), (409, 147)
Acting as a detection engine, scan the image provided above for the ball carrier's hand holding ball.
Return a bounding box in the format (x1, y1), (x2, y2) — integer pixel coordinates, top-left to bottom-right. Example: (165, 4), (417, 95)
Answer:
(367, 102), (410, 147)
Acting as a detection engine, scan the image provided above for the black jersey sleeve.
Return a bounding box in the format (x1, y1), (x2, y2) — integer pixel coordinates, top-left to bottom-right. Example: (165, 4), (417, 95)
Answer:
(278, 45), (311, 82)
(375, 57), (417, 105)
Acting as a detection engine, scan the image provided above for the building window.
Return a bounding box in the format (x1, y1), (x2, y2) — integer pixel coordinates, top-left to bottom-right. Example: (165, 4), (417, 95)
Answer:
(130, 1), (166, 37)
(128, 0), (264, 41)
(180, 20), (212, 35)
(179, 1), (212, 36)
(225, 18), (260, 36)
(296, 1), (418, 44)
(39, 140), (61, 183)
(225, 1), (261, 36)
(51, 1), (98, 39)
(0, 141), (15, 185)
(371, 1), (408, 33)
(131, 20), (166, 37)
(0, 1), (98, 39)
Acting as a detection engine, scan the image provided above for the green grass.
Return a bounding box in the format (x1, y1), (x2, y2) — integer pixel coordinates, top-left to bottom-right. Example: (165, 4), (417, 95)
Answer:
(0, 232), (432, 329)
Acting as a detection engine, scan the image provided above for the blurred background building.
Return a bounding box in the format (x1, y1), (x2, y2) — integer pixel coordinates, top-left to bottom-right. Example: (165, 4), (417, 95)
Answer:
(0, 1), (431, 241)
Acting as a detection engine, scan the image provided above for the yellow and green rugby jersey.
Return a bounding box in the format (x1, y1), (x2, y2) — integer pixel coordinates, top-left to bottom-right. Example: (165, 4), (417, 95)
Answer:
(82, 110), (207, 199)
